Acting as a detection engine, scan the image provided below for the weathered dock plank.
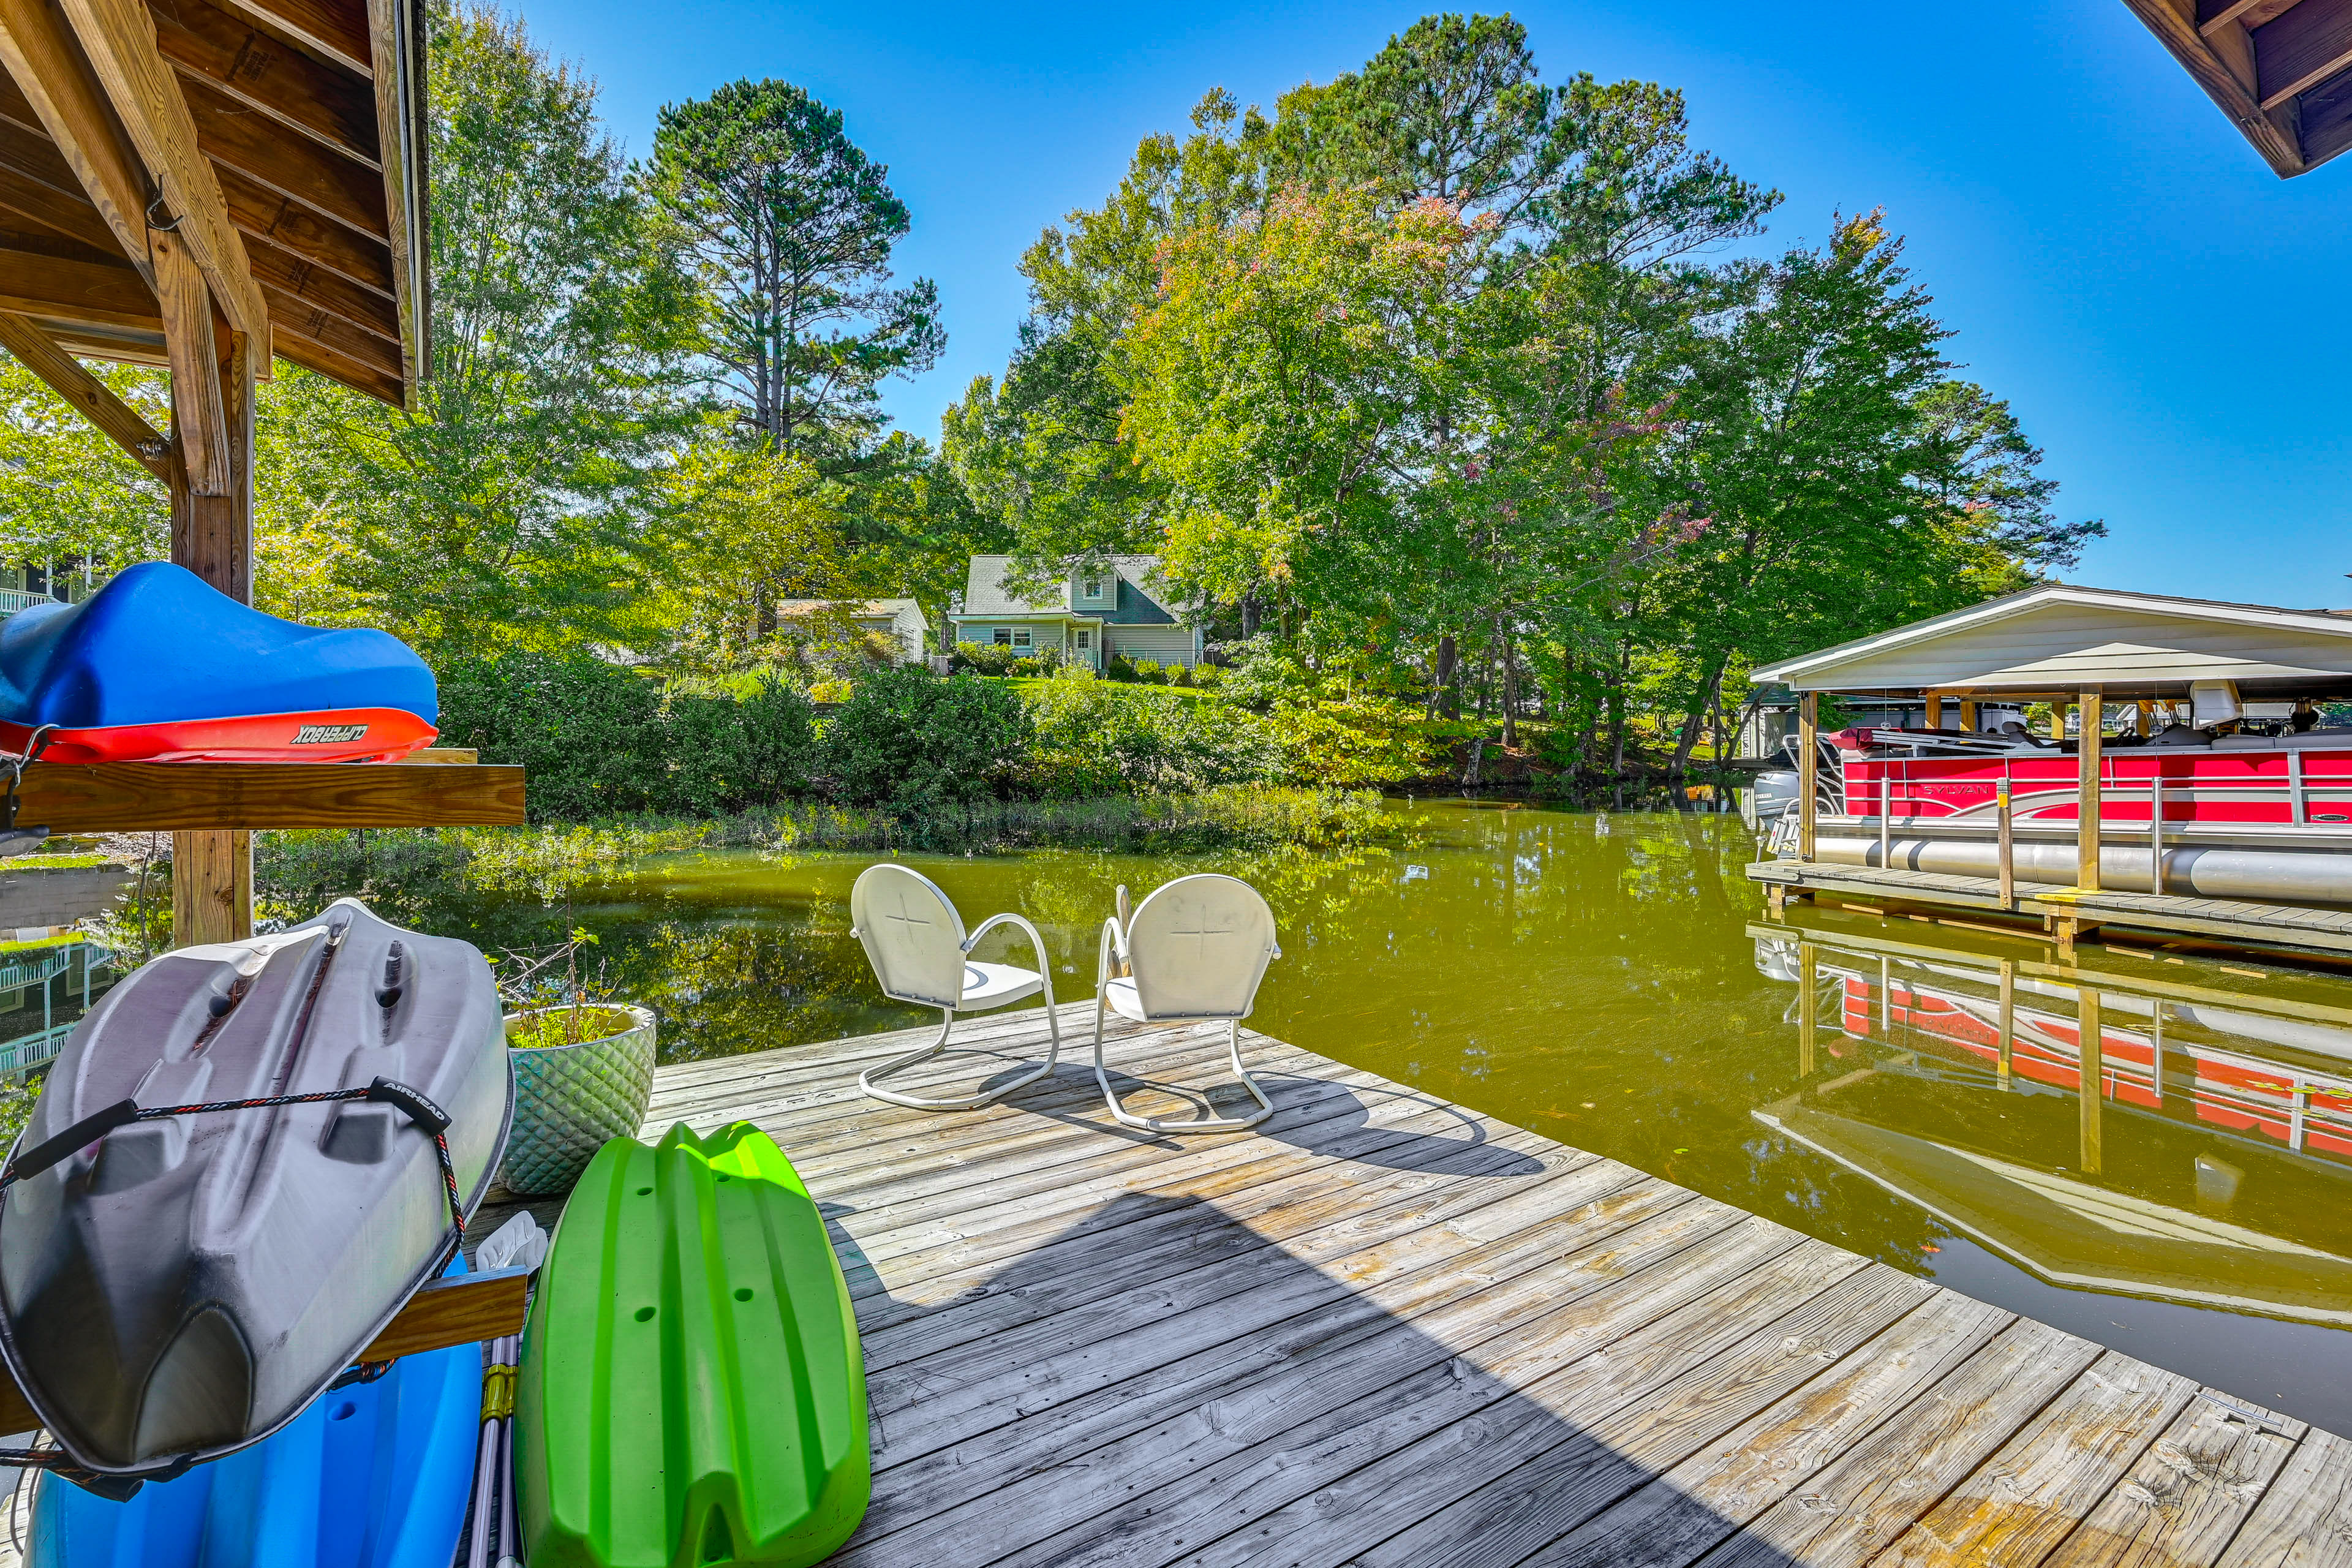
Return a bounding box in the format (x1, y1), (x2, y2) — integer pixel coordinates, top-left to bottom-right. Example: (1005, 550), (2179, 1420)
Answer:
(647, 1006), (2344, 1567)
(1, 1006), (2334, 1568)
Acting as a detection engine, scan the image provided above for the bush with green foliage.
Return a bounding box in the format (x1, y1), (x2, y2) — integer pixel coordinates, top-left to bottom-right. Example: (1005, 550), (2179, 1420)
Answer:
(437, 650), (815, 819)
(822, 666), (1030, 812)
(1022, 680), (1281, 796)
(947, 641), (1021, 676)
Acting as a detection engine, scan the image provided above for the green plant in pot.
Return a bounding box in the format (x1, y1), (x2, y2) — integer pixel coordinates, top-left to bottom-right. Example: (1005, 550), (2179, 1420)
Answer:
(464, 825), (680, 1197)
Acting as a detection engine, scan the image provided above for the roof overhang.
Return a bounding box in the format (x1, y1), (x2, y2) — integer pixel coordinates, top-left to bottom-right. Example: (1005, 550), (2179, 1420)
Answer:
(2122, 0), (2352, 178)
(1751, 584), (2352, 699)
(0, 0), (429, 406)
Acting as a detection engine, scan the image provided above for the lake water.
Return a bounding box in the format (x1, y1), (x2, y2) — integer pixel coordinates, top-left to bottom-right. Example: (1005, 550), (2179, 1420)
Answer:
(472, 801), (2352, 1432)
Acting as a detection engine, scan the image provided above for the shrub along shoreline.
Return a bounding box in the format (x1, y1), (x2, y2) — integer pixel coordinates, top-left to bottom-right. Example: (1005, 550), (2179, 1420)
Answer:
(432, 648), (1463, 820)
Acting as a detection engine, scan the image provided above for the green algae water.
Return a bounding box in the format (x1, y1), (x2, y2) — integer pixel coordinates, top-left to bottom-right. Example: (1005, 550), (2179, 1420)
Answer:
(456, 801), (2352, 1432)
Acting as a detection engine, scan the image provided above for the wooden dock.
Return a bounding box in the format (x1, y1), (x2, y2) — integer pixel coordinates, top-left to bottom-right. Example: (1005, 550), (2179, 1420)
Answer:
(521, 1004), (2346, 1567)
(4, 1003), (2347, 1564)
(1749, 858), (2352, 959)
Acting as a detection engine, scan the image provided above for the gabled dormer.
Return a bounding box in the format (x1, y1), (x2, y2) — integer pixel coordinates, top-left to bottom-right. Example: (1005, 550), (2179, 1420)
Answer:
(1071, 570), (1113, 612)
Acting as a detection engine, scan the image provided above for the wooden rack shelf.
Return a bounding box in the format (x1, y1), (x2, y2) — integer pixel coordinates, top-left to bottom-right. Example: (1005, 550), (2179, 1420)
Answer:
(13, 762), (526, 832)
(0, 1268), (532, 1436)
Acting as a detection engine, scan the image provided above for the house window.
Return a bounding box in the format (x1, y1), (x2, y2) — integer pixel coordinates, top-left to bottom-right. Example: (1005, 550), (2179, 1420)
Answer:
(1076, 629), (1091, 650)
(992, 628), (1012, 646)
(1082, 577), (1102, 600)
(1012, 628), (1032, 648)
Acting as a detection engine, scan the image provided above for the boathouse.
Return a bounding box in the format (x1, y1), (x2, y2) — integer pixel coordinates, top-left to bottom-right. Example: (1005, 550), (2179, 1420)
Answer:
(1749, 582), (2352, 955)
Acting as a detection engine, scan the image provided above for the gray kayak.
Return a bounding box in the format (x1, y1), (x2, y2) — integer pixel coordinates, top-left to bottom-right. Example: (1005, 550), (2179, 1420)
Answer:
(0, 897), (511, 1479)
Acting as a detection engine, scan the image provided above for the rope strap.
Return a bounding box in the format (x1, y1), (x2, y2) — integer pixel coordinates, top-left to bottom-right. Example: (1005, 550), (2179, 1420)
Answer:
(0, 1076), (462, 1235)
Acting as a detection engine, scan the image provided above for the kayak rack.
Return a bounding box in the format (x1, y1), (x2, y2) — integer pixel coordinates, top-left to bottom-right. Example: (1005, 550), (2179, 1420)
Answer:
(0, 1265), (532, 1436)
(6, 761), (526, 832)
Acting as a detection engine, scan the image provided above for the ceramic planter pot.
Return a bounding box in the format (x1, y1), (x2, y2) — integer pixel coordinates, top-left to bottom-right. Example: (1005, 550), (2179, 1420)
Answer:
(497, 1003), (657, 1197)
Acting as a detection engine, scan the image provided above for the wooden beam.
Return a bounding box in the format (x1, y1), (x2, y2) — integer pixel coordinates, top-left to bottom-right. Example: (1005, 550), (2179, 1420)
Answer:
(14, 761), (527, 829)
(2077, 690), (2103, 893)
(265, 284), (396, 375)
(2201, 0), (2305, 35)
(361, 1267), (531, 1362)
(246, 225), (398, 339)
(151, 0), (379, 164)
(56, 0), (271, 340)
(215, 0), (369, 77)
(2255, 0), (2352, 107)
(179, 67), (383, 235)
(0, 307), (168, 473)
(153, 226), (228, 493)
(0, 0), (154, 275)
(363, 0), (420, 399)
(271, 314), (399, 401)
(217, 159), (393, 293)
(2121, 0), (2309, 174)
(0, 243), (153, 328)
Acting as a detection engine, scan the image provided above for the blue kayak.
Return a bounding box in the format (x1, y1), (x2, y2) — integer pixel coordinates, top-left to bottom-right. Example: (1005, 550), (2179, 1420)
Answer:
(0, 562), (439, 763)
(26, 1264), (483, 1568)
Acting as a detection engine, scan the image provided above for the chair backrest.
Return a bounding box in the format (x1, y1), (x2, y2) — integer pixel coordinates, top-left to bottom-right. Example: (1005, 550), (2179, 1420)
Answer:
(850, 863), (967, 1009)
(1125, 873), (1277, 1021)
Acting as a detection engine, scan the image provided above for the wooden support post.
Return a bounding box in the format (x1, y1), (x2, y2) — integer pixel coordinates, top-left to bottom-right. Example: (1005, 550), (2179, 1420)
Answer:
(156, 230), (228, 496)
(2049, 702), (2068, 742)
(1996, 780), (2015, 907)
(1797, 942), (1817, 1077)
(168, 328), (255, 946)
(2077, 986), (2103, 1175)
(1924, 692), (1943, 731)
(2076, 690), (2103, 892)
(1959, 698), (1977, 733)
(1996, 959), (2015, 1088)
(1796, 692), (1818, 864)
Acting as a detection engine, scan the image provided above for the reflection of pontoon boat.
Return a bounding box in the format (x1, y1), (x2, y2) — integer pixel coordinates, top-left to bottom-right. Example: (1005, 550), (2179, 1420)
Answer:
(1752, 924), (2352, 1324)
(1746, 586), (2352, 905)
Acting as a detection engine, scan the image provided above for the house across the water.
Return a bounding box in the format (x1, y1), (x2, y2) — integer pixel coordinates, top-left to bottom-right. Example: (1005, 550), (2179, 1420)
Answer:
(949, 555), (1204, 670)
(774, 598), (929, 665)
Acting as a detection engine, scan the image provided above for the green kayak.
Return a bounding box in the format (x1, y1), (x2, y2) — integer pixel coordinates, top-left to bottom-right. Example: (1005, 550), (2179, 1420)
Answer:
(516, 1123), (870, 1568)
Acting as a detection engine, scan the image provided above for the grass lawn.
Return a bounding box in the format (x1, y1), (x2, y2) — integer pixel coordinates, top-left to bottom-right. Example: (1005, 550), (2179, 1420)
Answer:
(0, 853), (119, 873)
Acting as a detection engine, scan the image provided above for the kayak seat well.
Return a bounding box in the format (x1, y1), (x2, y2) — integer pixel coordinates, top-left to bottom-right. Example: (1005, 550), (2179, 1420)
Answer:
(518, 1123), (870, 1568)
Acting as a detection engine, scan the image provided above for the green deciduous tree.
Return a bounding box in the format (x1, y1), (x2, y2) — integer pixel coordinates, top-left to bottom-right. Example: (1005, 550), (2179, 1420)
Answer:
(272, 0), (701, 657)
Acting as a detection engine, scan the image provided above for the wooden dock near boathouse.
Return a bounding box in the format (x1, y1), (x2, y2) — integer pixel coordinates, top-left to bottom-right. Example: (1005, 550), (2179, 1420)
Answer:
(502, 1002), (2349, 1567)
(10, 1001), (2350, 1567)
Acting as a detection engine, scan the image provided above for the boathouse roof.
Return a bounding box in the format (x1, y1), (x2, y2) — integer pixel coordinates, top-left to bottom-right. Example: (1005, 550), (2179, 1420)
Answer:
(2123, 0), (2352, 179)
(1751, 583), (2352, 699)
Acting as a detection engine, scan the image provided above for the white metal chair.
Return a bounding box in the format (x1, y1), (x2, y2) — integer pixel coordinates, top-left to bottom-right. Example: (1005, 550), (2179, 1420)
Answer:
(1093, 873), (1280, 1133)
(850, 862), (1060, 1110)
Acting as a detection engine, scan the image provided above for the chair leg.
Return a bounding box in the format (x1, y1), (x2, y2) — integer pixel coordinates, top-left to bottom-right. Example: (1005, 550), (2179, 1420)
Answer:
(1096, 1017), (1273, 1134)
(859, 1006), (1057, 1111)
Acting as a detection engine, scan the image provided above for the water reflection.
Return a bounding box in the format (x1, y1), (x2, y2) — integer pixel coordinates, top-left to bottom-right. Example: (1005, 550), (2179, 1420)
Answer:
(305, 803), (2352, 1429)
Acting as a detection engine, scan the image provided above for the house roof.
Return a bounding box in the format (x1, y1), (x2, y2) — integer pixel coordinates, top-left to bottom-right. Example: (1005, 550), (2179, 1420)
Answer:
(1750, 584), (2352, 698)
(960, 555), (1186, 623)
(2122, 0), (2352, 179)
(775, 598), (920, 619)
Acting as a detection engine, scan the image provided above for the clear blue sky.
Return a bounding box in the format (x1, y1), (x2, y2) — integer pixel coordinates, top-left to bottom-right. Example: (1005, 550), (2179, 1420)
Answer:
(518, 0), (2350, 605)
